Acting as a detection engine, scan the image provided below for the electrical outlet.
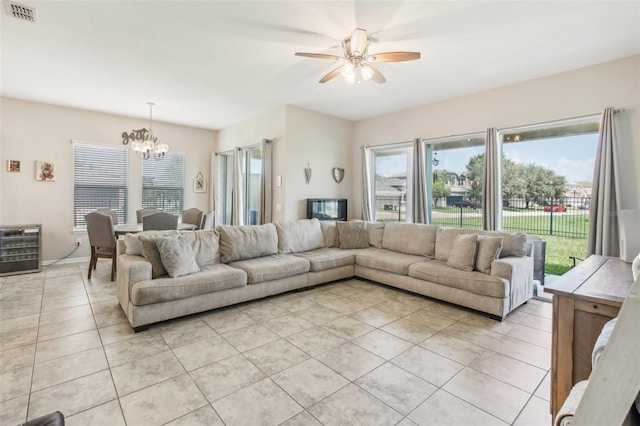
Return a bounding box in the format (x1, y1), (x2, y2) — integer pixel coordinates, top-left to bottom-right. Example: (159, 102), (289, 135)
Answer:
(75, 238), (81, 247)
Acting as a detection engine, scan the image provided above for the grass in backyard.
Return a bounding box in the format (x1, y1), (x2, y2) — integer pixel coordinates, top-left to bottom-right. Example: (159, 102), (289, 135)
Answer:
(538, 235), (587, 275)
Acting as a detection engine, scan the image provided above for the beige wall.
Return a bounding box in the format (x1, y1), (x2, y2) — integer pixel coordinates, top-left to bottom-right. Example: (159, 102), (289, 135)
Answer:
(351, 55), (640, 217)
(0, 98), (216, 262)
(217, 106), (287, 221)
(217, 105), (353, 221)
(285, 106), (353, 219)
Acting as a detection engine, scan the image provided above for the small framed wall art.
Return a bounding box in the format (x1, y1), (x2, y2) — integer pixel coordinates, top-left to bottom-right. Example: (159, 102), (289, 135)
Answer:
(7, 160), (20, 172)
(36, 161), (56, 181)
(194, 171), (206, 193)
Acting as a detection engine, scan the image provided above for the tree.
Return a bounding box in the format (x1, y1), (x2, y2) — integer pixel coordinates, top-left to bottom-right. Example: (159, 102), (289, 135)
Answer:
(432, 180), (451, 206)
(464, 154), (568, 209)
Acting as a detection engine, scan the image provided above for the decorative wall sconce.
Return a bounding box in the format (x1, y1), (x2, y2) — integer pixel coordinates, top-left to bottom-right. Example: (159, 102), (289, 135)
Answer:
(332, 167), (345, 183)
(304, 163), (312, 184)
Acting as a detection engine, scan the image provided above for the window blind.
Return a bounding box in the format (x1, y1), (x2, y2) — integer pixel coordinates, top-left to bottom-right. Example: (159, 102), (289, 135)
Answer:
(142, 152), (185, 215)
(73, 142), (128, 228)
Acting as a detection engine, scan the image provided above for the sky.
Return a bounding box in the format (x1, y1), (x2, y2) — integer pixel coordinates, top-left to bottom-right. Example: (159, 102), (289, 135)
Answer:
(376, 134), (597, 183)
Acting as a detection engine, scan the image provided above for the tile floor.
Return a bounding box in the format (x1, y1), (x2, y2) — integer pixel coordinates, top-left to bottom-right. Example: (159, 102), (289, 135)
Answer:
(0, 262), (553, 426)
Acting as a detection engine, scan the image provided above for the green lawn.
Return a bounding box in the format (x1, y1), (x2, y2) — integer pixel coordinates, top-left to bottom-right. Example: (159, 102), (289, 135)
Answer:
(543, 235), (587, 275)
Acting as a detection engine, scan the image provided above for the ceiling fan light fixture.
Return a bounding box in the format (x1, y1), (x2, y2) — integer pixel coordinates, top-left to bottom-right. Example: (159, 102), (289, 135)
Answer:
(360, 64), (374, 81)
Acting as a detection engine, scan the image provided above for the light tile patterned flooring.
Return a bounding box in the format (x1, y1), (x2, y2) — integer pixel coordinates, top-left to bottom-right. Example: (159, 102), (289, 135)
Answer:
(0, 262), (553, 426)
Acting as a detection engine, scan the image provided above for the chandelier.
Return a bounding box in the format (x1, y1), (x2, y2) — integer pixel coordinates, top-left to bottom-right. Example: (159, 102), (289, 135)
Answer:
(121, 102), (169, 160)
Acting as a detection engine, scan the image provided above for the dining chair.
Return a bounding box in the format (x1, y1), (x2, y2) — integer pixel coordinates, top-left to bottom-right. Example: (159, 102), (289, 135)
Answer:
(95, 208), (118, 225)
(202, 210), (215, 230)
(142, 211), (179, 231)
(136, 207), (161, 223)
(182, 208), (204, 230)
(85, 211), (117, 281)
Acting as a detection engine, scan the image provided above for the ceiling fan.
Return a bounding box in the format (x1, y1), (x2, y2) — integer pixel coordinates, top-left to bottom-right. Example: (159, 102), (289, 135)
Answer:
(295, 28), (420, 84)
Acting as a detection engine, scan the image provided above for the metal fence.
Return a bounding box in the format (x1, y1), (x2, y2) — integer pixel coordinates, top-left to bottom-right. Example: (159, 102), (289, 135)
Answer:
(376, 194), (590, 239)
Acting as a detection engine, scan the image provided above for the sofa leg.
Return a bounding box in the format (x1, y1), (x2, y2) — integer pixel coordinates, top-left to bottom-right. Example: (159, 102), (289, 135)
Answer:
(133, 325), (150, 333)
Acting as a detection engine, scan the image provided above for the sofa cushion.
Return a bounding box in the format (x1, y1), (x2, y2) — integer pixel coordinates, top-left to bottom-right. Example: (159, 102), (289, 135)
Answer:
(275, 218), (325, 253)
(475, 236), (503, 274)
(446, 234), (478, 272)
(355, 248), (426, 276)
(435, 228), (480, 261)
(367, 222), (385, 248)
(382, 223), (438, 258)
(337, 221), (369, 249)
(130, 263), (247, 305)
(178, 229), (221, 266)
(228, 254), (310, 284)
(292, 247), (355, 272)
(480, 231), (527, 258)
(408, 260), (509, 298)
(320, 221), (338, 248)
(138, 231), (181, 278)
(157, 236), (201, 278)
(218, 224), (278, 263)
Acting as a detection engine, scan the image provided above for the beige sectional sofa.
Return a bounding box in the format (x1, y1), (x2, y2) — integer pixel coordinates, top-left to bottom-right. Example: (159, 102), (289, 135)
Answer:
(116, 219), (534, 331)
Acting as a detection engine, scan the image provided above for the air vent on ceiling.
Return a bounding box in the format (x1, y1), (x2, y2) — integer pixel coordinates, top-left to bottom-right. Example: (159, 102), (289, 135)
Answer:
(5, 1), (36, 23)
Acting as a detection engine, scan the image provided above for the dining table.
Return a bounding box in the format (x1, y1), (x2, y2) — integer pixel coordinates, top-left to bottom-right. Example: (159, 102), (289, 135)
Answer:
(113, 223), (197, 237)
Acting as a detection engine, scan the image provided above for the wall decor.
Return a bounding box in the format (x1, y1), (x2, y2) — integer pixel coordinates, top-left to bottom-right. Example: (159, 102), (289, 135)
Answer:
(332, 167), (345, 183)
(194, 171), (206, 193)
(304, 163), (312, 184)
(35, 161), (56, 181)
(7, 160), (20, 172)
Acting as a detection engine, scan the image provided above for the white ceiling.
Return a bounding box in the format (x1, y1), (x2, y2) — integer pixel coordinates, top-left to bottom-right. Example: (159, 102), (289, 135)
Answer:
(1, 1), (639, 130)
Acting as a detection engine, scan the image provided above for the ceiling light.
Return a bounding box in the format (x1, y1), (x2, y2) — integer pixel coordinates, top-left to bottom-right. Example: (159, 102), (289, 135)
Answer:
(121, 102), (169, 160)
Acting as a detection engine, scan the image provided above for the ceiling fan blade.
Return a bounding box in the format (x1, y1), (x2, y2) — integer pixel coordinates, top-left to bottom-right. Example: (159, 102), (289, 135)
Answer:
(368, 65), (386, 84)
(350, 28), (369, 56)
(295, 53), (344, 61)
(368, 52), (421, 62)
(319, 66), (343, 83)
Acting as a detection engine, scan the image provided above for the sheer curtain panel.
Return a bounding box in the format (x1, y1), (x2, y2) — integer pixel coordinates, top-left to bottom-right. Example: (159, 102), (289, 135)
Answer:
(412, 138), (427, 224)
(361, 146), (374, 222)
(482, 128), (500, 230)
(587, 107), (620, 256)
(259, 139), (273, 224)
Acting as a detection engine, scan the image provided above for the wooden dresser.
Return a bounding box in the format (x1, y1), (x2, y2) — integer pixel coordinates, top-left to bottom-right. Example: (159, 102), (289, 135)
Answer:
(544, 255), (633, 420)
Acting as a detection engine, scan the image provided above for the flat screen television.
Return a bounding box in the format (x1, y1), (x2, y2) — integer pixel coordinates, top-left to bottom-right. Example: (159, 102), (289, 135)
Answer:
(307, 198), (347, 221)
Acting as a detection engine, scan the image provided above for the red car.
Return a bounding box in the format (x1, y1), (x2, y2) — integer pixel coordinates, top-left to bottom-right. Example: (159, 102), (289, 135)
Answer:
(544, 204), (567, 212)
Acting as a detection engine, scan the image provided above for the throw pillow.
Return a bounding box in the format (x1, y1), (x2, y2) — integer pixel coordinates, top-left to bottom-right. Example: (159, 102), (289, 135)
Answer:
(475, 236), (503, 274)
(124, 233), (143, 255)
(156, 236), (200, 278)
(139, 232), (175, 278)
(336, 221), (369, 249)
(446, 234), (479, 272)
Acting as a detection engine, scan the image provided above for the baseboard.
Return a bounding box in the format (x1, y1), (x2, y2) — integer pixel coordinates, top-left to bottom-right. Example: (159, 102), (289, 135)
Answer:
(42, 256), (90, 266)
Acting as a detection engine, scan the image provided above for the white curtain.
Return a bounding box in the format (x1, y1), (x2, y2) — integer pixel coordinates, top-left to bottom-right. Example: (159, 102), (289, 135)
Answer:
(361, 146), (374, 222)
(482, 127), (501, 230)
(587, 107), (620, 256)
(259, 139), (273, 224)
(231, 147), (244, 226)
(211, 153), (221, 226)
(412, 138), (427, 224)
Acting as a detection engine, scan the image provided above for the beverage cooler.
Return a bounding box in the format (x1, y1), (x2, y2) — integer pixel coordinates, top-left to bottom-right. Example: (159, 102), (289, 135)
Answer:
(0, 225), (42, 276)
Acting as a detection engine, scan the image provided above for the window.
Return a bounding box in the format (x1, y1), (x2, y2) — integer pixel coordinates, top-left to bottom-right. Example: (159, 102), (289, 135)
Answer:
(142, 152), (185, 216)
(244, 146), (263, 225)
(499, 117), (598, 238)
(217, 151), (234, 225)
(73, 142), (128, 228)
(372, 144), (413, 223)
(426, 134), (485, 228)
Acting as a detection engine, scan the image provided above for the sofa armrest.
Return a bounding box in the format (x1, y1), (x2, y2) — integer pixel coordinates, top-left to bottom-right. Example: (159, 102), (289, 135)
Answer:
(492, 255), (534, 310)
(116, 254), (152, 310)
